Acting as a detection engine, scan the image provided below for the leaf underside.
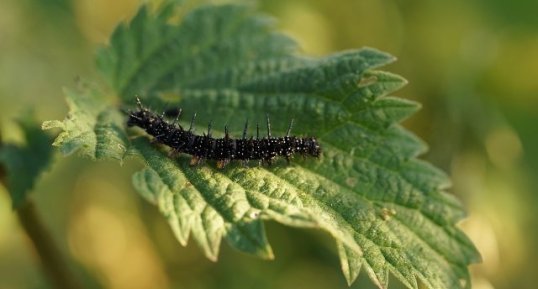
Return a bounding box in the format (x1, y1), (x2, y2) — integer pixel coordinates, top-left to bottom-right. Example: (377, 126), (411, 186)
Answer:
(44, 2), (479, 289)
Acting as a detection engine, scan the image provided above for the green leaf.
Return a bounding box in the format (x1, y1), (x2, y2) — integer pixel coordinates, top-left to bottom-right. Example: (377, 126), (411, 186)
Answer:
(42, 85), (129, 161)
(46, 2), (480, 289)
(0, 113), (54, 207)
(96, 3), (299, 99)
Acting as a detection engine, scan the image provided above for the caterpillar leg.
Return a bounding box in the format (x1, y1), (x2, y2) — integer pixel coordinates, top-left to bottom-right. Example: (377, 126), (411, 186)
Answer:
(285, 156), (291, 164)
(190, 156), (204, 166)
(216, 159), (230, 169)
(168, 149), (180, 158)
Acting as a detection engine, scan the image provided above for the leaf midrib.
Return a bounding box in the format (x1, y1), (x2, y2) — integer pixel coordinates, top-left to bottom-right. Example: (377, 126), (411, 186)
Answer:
(137, 132), (462, 271)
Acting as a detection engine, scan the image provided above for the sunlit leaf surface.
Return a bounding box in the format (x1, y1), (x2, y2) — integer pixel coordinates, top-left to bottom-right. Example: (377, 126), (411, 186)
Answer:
(44, 2), (480, 288)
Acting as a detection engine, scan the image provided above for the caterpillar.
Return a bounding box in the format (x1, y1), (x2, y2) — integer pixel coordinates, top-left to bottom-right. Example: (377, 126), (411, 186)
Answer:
(126, 98), (321, 168)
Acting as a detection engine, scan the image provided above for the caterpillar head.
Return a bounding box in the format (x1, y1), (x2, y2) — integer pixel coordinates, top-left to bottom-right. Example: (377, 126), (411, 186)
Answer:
(126, 97), (157, 128)
(127, 109), (152, 127)
(306, 137), (321, 157)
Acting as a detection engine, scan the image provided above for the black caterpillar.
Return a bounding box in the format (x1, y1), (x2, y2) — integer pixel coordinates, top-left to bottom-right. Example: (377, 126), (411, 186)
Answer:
(126, 98), (321, 168)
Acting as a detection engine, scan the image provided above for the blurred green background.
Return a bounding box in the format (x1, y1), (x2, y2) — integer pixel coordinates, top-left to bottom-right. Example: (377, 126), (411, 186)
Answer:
(1, 0), (537, 288)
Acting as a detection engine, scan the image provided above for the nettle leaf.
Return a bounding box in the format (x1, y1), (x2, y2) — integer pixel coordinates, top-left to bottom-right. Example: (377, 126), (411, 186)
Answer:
(0, 114), (53, 207)
(45, 2), (480, 289)
(42, 85), (129, 161)
(96, 2), (301, 99)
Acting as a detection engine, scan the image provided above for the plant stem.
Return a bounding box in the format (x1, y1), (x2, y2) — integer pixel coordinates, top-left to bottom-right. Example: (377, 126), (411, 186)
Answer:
(15, 200), (81, 289)
(1, 132), (81, 289)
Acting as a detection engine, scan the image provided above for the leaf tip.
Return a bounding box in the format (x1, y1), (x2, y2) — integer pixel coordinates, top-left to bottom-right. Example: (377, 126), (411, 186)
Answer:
(41, 120), (64, 131)
(257, 244), (275, 260)
(361, 46), (397, 66)
(337, 242), (362, 286)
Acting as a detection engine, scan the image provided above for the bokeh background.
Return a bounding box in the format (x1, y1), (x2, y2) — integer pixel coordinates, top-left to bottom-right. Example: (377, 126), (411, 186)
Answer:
(1, 0), (537, 288)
